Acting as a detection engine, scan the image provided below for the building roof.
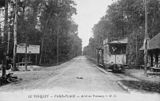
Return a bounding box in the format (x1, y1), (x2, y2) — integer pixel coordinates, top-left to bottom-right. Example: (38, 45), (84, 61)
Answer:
(108, 38), (128, 44)
(149, 33), (160, 50)
(140, 33), (160, 50)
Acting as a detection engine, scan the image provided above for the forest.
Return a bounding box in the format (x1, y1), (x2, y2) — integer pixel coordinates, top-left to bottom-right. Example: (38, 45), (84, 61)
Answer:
(0, 0), (82, 67)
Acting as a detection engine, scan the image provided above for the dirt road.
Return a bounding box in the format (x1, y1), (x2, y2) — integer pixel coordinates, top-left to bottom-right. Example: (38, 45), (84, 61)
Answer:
(0, 56), (126, 92)
(0, 56), (159, 101)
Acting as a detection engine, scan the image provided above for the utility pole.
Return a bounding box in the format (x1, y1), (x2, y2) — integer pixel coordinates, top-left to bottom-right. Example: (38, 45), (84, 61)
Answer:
(12, 0), (18, 71)
(144, 0), (149, 75)
(56, 23), (59, 65)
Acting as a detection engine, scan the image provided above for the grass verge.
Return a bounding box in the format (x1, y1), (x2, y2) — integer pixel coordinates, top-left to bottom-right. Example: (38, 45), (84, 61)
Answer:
(121, 80), (160, 93)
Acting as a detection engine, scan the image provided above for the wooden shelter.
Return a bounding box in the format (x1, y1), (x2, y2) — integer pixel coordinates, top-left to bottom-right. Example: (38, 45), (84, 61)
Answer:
(140, 33), (160, 71)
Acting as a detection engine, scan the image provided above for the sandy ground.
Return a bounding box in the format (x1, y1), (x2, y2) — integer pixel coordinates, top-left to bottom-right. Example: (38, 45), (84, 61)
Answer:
(0, 56), (160, 101)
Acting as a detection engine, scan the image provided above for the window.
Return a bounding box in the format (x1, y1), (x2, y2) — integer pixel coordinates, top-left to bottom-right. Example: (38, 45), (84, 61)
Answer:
(109, 44), (126, 55)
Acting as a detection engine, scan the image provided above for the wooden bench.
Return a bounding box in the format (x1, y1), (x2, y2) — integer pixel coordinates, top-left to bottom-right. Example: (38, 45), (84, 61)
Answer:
(16, 62), (32, 67)
(147, 71), (160, 75)
(150, 67), (160, 72)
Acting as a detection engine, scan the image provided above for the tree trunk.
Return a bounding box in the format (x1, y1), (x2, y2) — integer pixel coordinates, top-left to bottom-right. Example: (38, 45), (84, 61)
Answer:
(2, 0), (8, 77)
(39, 37), (44, 65)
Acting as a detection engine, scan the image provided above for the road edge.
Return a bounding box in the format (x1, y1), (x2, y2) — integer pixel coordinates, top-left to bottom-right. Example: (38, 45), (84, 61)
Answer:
(95, 65), (133, 93)
(88, 57), (160, 94)
(87, 56), (136, 93)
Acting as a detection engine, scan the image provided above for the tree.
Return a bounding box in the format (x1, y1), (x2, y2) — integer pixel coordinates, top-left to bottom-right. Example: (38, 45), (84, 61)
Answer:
(0, 0), (5, 8)
(4, 0), (82, 65)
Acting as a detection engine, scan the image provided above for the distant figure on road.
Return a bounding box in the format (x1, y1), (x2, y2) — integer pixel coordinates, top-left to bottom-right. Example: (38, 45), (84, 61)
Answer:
(6, 55), (12, 70)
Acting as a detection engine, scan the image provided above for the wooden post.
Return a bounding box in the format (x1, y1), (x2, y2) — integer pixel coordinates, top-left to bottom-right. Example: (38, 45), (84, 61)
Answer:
(155, 50), (158, 67)
(36, 54), (38, 65)
(151, 52), (153, 67)
(17, 54), (19, 63)
(102, 49), (104, 67)
(25, 43), (27, 71)
(97, 49), (100, 65)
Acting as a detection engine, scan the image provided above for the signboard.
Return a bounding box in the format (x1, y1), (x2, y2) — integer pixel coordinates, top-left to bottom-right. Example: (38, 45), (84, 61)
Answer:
(16, 45), (25, 54)
(28, 45), (40, 54)
(16, 44), (40, 54)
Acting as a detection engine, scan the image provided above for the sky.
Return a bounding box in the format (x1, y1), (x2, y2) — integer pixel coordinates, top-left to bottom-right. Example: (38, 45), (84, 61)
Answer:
(73, 0), (114, 48)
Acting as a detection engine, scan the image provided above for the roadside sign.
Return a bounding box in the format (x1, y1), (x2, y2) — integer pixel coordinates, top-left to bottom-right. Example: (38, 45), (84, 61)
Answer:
(27, 45), (40, 54)
(16, 44), (25, 53)
(16, 44), (40, 54)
